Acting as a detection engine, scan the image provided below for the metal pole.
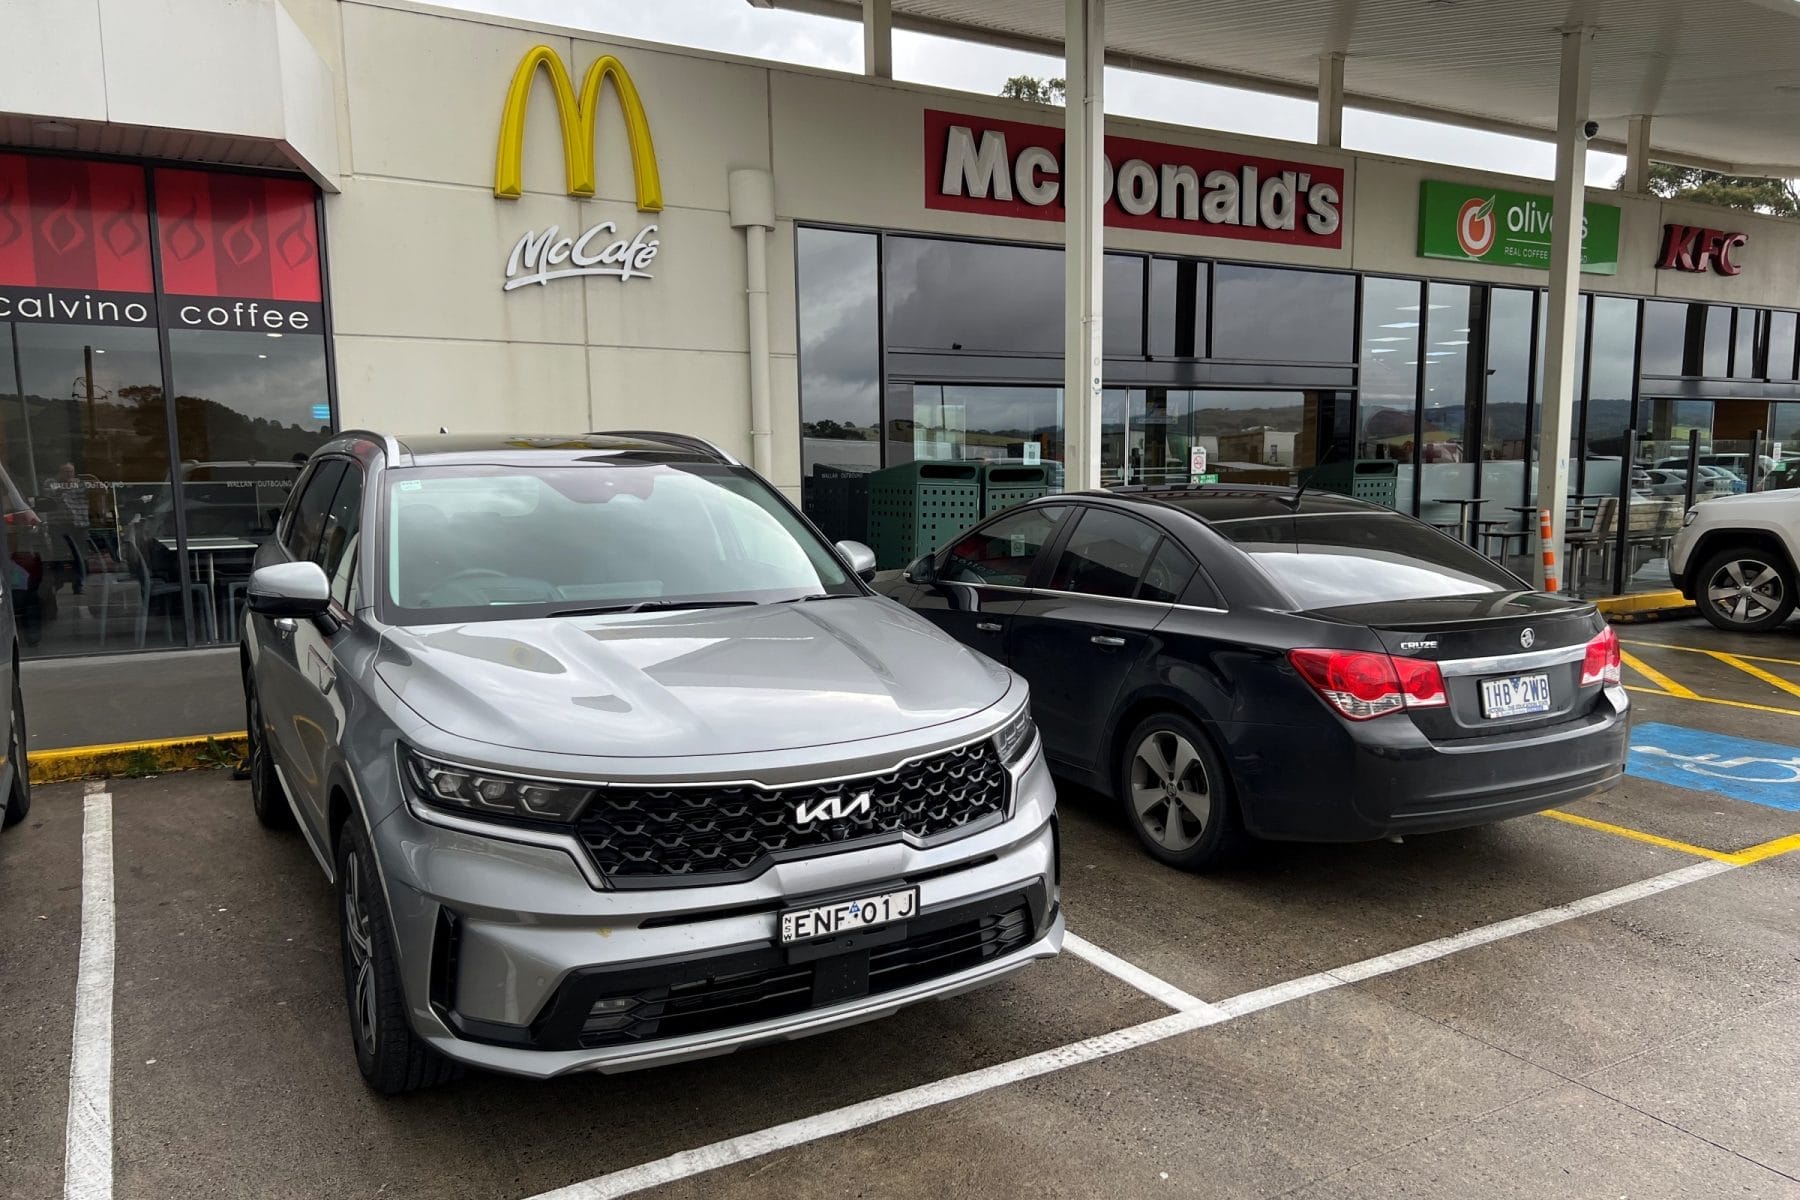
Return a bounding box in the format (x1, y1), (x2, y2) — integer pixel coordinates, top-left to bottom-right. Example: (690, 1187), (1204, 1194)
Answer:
(1749, 428), (1764, 492)
(1613, 428), (1636, 597)
(1063, 0), (1105, 493)
(1532, 25), (1595, 588)
(1684, 427), (1700, 511)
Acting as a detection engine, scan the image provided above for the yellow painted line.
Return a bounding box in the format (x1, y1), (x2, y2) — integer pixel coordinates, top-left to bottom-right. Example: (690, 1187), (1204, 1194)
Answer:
(1623, 641), (1800, 670)
(28, 731), (248, 784)
(1726, 832), (1800, 866)
(1624, 685), (1800, 718)
(1619, 650), (1698, 699)
(1540, 809), (1740, 862)
(1704, 651), (1800, 702)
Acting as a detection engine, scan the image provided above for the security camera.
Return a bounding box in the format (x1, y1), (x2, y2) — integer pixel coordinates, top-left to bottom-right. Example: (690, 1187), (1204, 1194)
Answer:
(1582, 120), (1600, 140)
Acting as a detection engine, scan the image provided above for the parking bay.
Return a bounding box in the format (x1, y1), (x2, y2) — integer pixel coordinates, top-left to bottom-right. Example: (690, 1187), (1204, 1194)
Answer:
(5, 620), (1800, 1199)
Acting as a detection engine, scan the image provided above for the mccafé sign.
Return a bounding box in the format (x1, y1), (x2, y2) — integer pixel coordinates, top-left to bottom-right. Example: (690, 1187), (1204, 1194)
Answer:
(924, 109), (1345, 247)
(493, 45), (662, 291)
(1657, 223), (1746, 276)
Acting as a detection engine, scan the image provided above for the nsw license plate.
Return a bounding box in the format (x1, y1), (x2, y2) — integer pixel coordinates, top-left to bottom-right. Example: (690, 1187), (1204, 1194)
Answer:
(780, 886), (919, 945)
(1480, 672), (1552, 719)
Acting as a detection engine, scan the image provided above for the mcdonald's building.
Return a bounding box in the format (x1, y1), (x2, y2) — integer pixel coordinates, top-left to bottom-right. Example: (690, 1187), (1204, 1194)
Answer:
(4, 0), (1800, 684)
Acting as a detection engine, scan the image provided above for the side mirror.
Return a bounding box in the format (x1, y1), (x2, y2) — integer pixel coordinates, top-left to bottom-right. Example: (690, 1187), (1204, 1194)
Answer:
(247, 561), (331, 619)
(904, 553), (936, 584)
(835, 539), (878, 582)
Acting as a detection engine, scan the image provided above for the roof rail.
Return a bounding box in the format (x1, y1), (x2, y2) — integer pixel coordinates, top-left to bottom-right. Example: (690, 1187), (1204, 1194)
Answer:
(331, 428), (404, 463)
(588, 430), (741, 466)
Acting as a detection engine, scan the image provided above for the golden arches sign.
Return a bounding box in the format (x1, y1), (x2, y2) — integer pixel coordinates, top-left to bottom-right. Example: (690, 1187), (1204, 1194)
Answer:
(493, 45), (663, 211)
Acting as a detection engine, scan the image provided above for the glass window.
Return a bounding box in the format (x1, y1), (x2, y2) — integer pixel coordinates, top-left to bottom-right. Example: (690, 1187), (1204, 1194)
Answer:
(940, 504), (1064, 587)
(1639, 301), (1688, 376)
(1210, 265), (1355, 363)
(1138, 538), (1196, 603)
(797, 228), (881, 543)
(318, 463), (362, 598)
(1733, 309), (1759, 379)
(907, 384), (1063, 483)
(1050, 508), (1161, 598)
(1702, 305), (1732, 376)
(1215, 512), (1519, 609)
(1768, 312), (1797, 382)
(1357, 277), (1421, 513)
(1417, 284), (1474, 529)
(384, 463), (852, 619)
(1482, 288), (1533, 465)
(282, 459), (345, 561)
(1580, 297), (1638, 500)
(884, 237), (1141, 356)
(1147, 258), (1205, 358)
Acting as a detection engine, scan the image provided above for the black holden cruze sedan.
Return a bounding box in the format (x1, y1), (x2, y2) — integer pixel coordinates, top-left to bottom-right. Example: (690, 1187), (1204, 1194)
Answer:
(877, 485), (1629, 871)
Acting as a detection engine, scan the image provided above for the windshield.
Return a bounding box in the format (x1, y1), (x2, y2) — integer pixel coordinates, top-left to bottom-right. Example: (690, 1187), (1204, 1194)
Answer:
(1215, 511), (1522, 609)
(382, 461), (855, 622)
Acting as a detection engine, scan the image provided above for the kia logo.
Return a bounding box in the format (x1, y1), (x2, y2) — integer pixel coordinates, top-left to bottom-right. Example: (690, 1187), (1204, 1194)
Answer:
(794, 789), (873, 826)
(1520, 628), (1536, 649)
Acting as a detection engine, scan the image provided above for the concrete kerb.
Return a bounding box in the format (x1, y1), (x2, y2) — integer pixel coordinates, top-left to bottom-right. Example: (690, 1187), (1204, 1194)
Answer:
(28, 732), (249, 784)
(1594, 589), (1696, 623)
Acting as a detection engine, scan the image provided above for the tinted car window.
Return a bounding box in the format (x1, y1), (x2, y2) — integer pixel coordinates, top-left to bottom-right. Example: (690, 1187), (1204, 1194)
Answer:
(1139, 538), (1197, 603)
(940, 505), (1064, 586)
(319, 466), (363, 607)
(282, 459), (346, 562)
(1050, 509), (1161, 598)
(1217, 512), (1520, 608)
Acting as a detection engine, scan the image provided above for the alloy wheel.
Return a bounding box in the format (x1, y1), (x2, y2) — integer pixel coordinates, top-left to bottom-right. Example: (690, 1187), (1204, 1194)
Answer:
(342, 848), (378, 1059)
(1128, 730), (1211, 852)
(1707, 558), (1784, 625)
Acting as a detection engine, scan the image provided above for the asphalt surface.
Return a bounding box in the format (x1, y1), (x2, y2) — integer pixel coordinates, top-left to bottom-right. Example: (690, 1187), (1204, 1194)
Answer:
(4, 615), (1800, 1199)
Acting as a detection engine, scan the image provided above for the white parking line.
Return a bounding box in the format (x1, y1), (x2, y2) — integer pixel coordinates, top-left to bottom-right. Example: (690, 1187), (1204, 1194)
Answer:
(1061, 931), (1219, 1015)
(523, 856), (1737, 1200)
(64, 786), (115, 1200)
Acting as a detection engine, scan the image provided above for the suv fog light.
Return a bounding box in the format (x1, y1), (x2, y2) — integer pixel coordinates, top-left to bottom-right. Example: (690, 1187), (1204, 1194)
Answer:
(583, 996), (638, 1033)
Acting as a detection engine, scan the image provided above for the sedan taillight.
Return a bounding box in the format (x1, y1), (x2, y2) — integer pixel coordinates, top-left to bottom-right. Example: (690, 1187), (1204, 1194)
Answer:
(1581, 625), (1621, 687)
(1288, 648), (1449, 721)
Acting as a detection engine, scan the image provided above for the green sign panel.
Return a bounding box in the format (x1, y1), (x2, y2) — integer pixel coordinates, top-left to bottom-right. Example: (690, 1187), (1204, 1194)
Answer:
(1190, 472), (1220, 484)
(1418, 180), (1620, 275)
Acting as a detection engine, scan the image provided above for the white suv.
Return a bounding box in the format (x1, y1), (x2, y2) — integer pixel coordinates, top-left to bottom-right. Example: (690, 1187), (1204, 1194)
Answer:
(1669, 490), (1800, 631)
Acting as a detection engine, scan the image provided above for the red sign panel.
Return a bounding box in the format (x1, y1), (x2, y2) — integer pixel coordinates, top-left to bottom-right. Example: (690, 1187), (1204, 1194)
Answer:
(923, 108), (1346, 249)
(0, 153), (154, 292)
(154, 169), (321, 302)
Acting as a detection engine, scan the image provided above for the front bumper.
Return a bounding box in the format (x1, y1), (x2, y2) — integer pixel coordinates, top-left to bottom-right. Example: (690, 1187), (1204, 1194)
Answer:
(1229, 686), (1630, 842)
(369, 743), (1061, 1078)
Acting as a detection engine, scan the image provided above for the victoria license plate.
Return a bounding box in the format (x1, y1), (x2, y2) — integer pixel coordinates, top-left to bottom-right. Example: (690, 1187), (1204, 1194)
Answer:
(780, 886), (919, 944)
(1480, 672), (1552, 719)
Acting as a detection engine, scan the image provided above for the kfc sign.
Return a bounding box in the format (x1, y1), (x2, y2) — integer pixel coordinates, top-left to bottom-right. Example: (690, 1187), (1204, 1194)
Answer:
(1657, 223), (1746, 276)
(924, 109), (1345, 248)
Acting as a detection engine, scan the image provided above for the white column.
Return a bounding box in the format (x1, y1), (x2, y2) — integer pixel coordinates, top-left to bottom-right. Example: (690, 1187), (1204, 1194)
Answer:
(1063, 0), (1104, 493)
(862, 0), (892, 79)
(1625, 114), (1653, 193)
(1535, 27), (1595, 590)
(1317, 52), (1345, 148)
(728, 169), (777, 477)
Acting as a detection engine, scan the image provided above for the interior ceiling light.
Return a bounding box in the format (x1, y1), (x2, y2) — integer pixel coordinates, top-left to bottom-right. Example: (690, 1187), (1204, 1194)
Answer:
(1367, 336), (1409, 343)
(1437, 340), (1471, 346)
(1380, 322), (1420, 329)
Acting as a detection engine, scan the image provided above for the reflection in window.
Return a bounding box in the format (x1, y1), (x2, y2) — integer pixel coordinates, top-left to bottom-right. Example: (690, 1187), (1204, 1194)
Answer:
(1211, 264), (1354, 363)
(167, 328), (329, 642)
(1639, 301), (1727, 377)
(1581, 296), (1638, 499)
(1483, 289), (1532, 464)
(907, 385), (1063, 486)
(1147, 258), (1205, 358)
(796, 228), (881, 543)
(1357, 277), (1421, 513)
(941, 505), (1064, 587)
(1768, 312), (1797, 382)
(1050, 509), (1160, 598)
(1417, 284), (1475, 530)
(1702, 305), (1731, 376)
(1733, 309), (1758, 379)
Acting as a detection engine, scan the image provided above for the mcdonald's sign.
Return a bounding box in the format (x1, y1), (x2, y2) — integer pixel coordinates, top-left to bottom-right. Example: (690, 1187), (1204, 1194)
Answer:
(493, 44), (662, 211)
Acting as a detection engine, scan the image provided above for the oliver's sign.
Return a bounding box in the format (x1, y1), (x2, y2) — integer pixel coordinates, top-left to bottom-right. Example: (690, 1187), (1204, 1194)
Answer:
(1418, 180), (1620, 275)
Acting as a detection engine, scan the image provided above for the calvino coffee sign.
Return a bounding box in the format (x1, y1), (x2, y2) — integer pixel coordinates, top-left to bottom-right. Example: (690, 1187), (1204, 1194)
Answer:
(923, 109), (1345, 248)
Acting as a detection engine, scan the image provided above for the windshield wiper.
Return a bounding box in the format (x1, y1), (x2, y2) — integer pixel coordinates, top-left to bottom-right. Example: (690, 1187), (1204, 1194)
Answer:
(549, 599), (759, 617)
(776, 592), (861, 603)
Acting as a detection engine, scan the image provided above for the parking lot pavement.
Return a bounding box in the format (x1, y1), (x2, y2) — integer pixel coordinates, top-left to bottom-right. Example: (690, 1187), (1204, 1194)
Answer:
(6, 615), (1800, 1200)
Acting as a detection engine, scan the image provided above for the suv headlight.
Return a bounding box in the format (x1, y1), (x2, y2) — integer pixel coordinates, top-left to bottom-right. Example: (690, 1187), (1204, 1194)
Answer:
(402, 749), (592, 823)
(993, 705), (1037, 766)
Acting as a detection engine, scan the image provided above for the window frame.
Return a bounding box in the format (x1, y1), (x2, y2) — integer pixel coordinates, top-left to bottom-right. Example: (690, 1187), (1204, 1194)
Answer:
(277, 456), (349, 564)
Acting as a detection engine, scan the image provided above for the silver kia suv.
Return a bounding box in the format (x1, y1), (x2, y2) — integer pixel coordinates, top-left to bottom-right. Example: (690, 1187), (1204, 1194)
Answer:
(240, 432), (1059, 1092)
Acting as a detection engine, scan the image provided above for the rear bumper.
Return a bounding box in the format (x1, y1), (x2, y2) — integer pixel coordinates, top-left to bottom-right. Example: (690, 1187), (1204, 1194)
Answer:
(1230, 686), (1630, 842)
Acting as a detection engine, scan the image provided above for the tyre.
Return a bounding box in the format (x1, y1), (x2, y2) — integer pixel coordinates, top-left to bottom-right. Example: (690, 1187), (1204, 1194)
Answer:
(337, 817), (460, 1094)
(1117, 711), (1247, 872)
(1696, 546), (1796, 633)
(244, 675), (293, 830)
(3, 673), (29, 828)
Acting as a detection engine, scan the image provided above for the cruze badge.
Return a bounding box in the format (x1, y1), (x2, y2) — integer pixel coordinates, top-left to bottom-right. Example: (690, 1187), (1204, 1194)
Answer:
(1520, 628), (1536, 649)
(795, 789), (873, 826)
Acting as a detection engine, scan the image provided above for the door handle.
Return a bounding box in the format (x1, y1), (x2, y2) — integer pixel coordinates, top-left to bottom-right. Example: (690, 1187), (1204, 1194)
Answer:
(273, 618), (297, 638)
(975, 621), (1003, 633)
(1091, 635), (1127, 647)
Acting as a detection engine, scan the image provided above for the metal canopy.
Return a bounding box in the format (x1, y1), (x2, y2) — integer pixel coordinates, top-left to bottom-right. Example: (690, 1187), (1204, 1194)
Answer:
(766, 0), (1800, 175)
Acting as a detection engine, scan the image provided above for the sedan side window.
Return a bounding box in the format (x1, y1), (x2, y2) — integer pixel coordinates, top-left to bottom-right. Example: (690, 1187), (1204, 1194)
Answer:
(940, 506), (1065, 586)
(1050, 509), (1161, 599)
(281, 460), (347, 563)
(1138, 539), (1198, 603)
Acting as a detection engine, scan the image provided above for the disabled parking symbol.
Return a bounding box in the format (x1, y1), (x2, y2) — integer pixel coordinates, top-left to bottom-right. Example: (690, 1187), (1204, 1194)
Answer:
(1627, 722), (1800, 811)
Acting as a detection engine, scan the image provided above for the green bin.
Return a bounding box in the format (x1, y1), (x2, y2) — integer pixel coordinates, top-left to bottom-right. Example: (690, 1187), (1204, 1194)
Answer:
(804, 465), (871, 545)
(1298, 459), (1399, 509)
(979, 464), (1050, 518)
(866, 460), (981, 569)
